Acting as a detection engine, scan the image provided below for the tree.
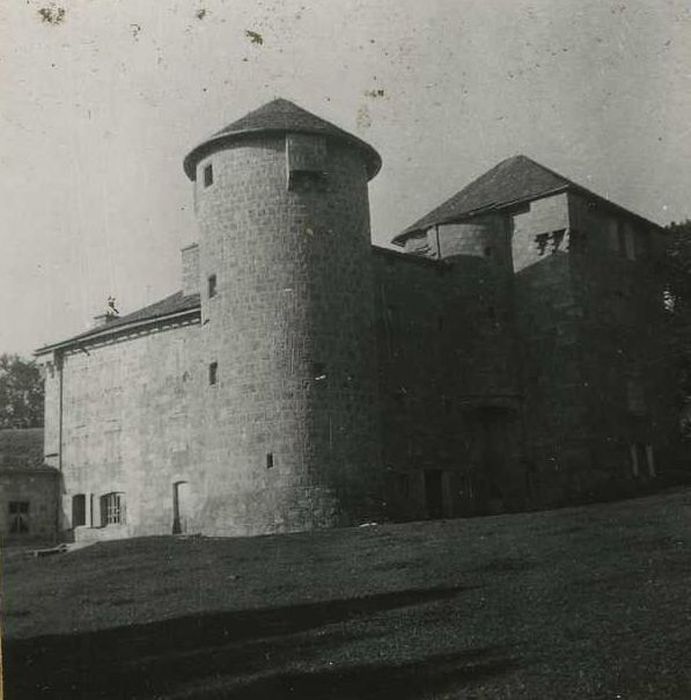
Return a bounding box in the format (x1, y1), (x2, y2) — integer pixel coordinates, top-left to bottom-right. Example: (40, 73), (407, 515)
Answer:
(663, 220), (691, 437)
(0, 354), (44, 429)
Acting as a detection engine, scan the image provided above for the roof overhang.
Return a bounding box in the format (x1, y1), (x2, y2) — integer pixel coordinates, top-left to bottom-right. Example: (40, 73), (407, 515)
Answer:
(34, 305), (201, 357)
(183, 127), (382, 182)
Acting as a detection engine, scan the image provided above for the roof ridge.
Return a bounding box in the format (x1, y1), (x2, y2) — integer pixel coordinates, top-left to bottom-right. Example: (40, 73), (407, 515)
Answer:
(394, 155), (573, 242)
(35, 290), (201, 355)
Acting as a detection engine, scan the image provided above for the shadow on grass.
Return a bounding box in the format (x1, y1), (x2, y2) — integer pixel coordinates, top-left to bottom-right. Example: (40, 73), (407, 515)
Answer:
(199, 647), (519, 700)
(4, 583), (510, 699)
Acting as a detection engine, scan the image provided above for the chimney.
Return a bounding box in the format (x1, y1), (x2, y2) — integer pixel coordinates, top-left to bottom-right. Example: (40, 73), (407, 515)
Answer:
(181, 243), (200, 297)
(93, 296), (120, 327)
(92, 313), (117, 328)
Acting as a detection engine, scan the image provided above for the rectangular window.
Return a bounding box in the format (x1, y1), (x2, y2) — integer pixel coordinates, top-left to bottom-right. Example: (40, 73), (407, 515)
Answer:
(207, 274), (217, 298)
(72, 494), (86, 527)
(626, 379), (646, 415)
(646, 445), (656, 478)
(9, 501), (29, 534)
(266, 452), (274, 469)
(203, 163), (213, 188)
(624, 228), (636, 261)
(100, 492), (124, 526)
(398, 473), (410, 498)
(286, 133), (327, 192)
(209, 361), (218, 385)
(535, 233), (550, 256)
(630, 444), (639, 477)
(614, 220), (636, 260)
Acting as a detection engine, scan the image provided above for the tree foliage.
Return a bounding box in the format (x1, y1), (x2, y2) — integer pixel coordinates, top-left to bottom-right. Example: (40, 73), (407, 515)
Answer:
(0, 354), (44, 429)
(664, 220), (691, 313)
(663, 220), (691, 436)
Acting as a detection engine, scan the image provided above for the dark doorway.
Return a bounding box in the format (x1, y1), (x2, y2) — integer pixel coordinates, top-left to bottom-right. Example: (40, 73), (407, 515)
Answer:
(72, 494), (86, 527)
(424, 470), (443, 519)
(467, 406), (515, 513)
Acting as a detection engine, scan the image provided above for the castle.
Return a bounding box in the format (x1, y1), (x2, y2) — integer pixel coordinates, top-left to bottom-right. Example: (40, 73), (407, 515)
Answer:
(34, 98), (677, 541)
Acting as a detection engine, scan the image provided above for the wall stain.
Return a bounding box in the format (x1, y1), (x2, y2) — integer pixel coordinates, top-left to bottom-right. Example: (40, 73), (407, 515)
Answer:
(196, 8), (207, 20)
(37, 5), (65, 24)
(364, 89), (385, 98)
(245, 29), (264, 45)
(356, 105), (372, 130)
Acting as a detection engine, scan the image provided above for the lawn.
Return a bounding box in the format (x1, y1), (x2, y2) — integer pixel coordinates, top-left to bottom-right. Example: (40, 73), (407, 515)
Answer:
(3, 488), (691, 699)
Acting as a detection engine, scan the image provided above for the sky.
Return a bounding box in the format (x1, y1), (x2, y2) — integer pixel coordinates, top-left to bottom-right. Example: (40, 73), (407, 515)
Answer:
(1, 0), (690, 356)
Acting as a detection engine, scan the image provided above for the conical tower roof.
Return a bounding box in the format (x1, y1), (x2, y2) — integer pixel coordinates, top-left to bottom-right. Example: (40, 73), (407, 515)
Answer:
(184, 98), (381, 180)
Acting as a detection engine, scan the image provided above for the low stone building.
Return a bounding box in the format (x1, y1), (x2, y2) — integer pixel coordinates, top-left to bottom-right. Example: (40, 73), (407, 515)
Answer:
(34, 99), (679, 541)
(0, 429), (59, 544)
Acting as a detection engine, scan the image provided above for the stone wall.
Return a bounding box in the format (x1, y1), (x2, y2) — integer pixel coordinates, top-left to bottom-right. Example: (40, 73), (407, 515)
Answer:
(372, 247), (525, 520)
(192, 134), (382, 535)
(38, 162), (680, 540)
(50, 319), (200, 541)
(181, 243), (200, 297)
(509, 191), (676, 505)
(567, 192), (677, 488)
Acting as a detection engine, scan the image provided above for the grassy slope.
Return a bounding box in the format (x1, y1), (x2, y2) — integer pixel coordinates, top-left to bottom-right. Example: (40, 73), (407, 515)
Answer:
(3, 489), (691, 699)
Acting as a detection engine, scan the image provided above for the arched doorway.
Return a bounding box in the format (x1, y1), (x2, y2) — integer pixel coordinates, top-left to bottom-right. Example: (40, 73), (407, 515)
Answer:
(172, 481), (190, 534)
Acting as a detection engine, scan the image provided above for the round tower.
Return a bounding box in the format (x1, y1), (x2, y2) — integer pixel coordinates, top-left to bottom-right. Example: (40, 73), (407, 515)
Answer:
(184, 98), (383, 535)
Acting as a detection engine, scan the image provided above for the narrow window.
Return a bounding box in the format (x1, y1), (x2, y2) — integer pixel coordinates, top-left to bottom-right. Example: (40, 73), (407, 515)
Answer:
(385, 305), (400, 358)
(398, 473), (410, 498)
(266, 453), (274, 469)
(9, 502), (29, 534)
(209, 361), (218, 385)
(100, 492), (125, 526)
(203, 163), (213, 188)
(646, 445), (656, 478)
(72, 494), (86, 527)
(630, 444), (639, 477)
(624, 228), (636, 261)
(626, 379), (646, 415)
(617, 221), (627, 258)
(207, 274), (217, 298)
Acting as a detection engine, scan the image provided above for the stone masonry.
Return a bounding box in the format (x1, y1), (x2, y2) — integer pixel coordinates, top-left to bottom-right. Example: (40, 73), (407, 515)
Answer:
(35, 100), (680, 541)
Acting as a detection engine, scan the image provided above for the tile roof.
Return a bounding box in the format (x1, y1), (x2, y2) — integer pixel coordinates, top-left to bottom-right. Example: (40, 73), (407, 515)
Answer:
(35, 291), (201, 355)
(394, 155), (572, 243)
(183, 98), (381, 181)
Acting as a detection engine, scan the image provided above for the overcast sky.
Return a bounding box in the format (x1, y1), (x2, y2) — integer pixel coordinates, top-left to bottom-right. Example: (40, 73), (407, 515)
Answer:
(1, 0), (690, 356)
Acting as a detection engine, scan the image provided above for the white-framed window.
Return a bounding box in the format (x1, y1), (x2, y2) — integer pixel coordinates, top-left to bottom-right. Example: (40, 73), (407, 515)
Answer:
(100, 492), (125, 526)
